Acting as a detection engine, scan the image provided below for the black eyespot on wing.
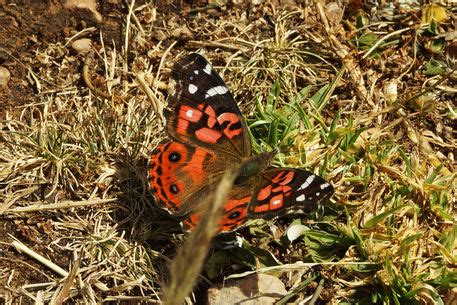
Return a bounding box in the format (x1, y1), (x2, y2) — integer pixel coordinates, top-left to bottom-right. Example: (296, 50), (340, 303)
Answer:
(168, 152), (181, 162)
(170, 184), (179, 194)
(229, 211), (241, 219)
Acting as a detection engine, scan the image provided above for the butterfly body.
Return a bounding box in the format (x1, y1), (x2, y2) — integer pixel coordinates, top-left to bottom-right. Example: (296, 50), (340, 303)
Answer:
(148, 54), (334, 232)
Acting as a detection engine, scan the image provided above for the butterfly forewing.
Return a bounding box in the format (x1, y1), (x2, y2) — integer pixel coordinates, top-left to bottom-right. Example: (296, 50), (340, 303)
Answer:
(166, 54), (251, 159)
(248, 168), (334, 219)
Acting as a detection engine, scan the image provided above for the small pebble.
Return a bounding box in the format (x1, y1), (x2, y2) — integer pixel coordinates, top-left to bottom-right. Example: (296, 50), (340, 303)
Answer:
(64, 0), (102, 22)
(71, 38), (92, 54)
(207, 274), (287, 305)
(326, 2), (343, 23)
(0, 67), (11, 87)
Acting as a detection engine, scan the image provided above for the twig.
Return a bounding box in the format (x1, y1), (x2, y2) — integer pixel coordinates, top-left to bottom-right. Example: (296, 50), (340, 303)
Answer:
(10, 238), (69, 278)
(226, 261), (379, 279)
(154, 40), (177, 82)
(136, 73), (165, 124)
(403, 68), (456, 104)
(53, 250), (82, 304)
(308, 278), (325, 305)
(398, 29), (419, 80)
(83, 51), (112, 99)
(4, 198), (117, 213)
(187, 40), (249, 53)
(186, 3), (221, 14)
(124, 0), (135, 92)
(362, 27), (411, 59)
(64, 27), (97, 47)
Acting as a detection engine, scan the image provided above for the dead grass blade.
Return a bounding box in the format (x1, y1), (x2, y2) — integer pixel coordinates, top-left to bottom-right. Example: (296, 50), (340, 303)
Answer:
(162, 165), (241, 305)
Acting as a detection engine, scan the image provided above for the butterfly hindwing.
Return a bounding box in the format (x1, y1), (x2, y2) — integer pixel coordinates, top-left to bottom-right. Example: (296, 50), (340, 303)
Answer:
(248, 168), (334, 219)
(148, 140), (222, 215)
(148, 140), (252, 232)
(166, 54), (251, 159)
(183, 187), (252, 232)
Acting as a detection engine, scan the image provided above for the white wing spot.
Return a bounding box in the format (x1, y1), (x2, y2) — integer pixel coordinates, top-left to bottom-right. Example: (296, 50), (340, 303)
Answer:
(298, 175), (316, 191)
(186, 109), (194, 118)
(320, 183), (330, 190)
(272, 199), (281, 205)
(316, 192), (320, 197)
(205, 86), (228, 98)
(188, 84), (198, 94)
(203, 63), (212, 75)
(296, 194), (306, 202)
(194, 70), (199, 75)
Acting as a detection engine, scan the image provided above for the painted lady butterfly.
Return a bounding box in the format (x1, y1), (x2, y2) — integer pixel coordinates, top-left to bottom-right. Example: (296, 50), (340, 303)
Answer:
(148, 54), (334, 232)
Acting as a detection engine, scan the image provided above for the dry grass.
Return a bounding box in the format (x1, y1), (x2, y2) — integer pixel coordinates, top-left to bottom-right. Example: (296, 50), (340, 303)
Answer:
(1, 2), (456, 304)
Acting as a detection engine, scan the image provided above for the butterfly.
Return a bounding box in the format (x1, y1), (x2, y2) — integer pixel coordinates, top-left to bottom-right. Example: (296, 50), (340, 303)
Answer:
(148, 53), (334, 232)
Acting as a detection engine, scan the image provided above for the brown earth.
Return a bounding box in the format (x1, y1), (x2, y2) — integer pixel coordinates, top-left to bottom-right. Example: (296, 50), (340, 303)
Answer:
(0, 0), (125, 119)
(0, 0), (126, 297)
(0, 0), (199, 299)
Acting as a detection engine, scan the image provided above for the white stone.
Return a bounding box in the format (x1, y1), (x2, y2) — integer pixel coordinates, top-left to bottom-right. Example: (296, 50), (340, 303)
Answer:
(287, 224), (309, 242)
(207, 274), (287, 305)
(65, 0), (102, 22)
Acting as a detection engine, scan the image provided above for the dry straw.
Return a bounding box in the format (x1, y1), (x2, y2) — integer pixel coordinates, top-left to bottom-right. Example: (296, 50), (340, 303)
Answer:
(162, 165), (241, 305)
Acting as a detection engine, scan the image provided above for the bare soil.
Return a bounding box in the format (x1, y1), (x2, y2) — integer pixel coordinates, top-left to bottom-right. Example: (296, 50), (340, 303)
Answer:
(0, 0), (125, 296)
(0, 0), (124, 118)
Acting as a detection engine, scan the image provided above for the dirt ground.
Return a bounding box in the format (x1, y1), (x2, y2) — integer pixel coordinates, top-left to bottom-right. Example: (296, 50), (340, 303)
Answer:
(2, 1), (215, 302)
(0, 0), (123, 119)
(0, 1), (146, 301)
